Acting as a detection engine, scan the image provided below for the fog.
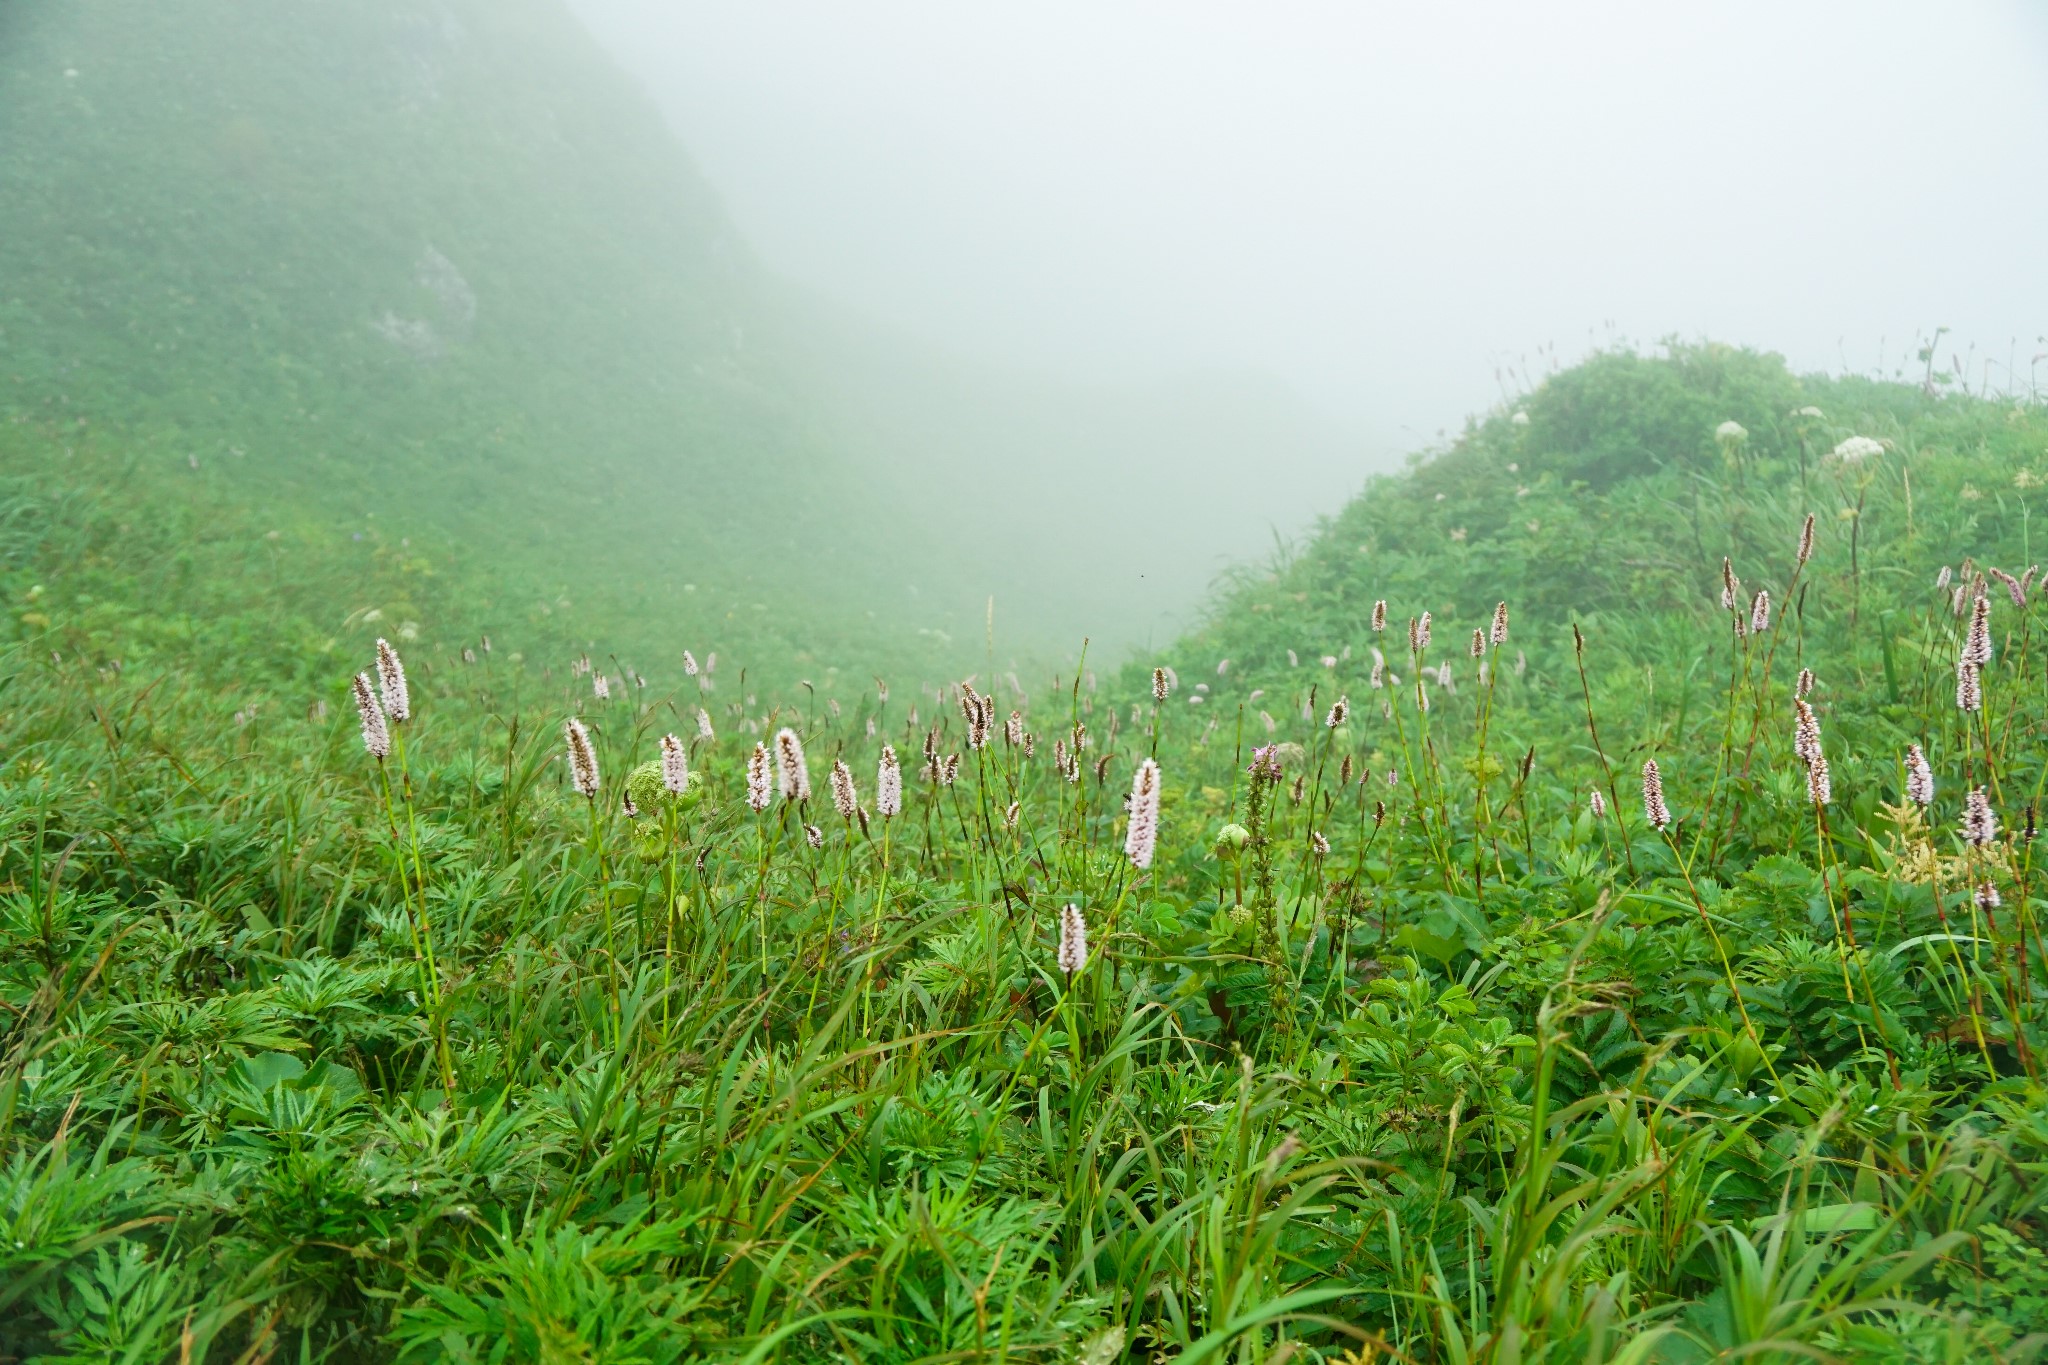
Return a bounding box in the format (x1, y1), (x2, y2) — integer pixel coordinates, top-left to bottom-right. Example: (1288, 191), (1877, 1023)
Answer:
(572, 0), (2048, 452)
(9, 0), (2045, 674)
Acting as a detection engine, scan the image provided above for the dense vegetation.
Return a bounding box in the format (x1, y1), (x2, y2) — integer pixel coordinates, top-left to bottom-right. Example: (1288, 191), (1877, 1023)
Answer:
(0, 0), (893, 669)
(0, 0), (1358, 670)
(3, 344), (2046, 1361)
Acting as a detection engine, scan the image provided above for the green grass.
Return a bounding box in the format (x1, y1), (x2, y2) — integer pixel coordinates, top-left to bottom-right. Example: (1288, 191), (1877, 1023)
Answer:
(1, 344), (2046, 1361)
(0, 0), (1035, 683)
(0, 0), (1360, 676)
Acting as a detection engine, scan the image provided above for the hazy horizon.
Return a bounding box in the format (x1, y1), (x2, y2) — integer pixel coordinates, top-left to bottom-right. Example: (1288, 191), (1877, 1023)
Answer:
(570, 0), (2048, 460)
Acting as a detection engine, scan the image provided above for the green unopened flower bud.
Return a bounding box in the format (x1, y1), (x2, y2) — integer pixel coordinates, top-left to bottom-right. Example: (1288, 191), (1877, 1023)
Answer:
(627, 759), (701, 814)
(1213, 823), (1251, 860)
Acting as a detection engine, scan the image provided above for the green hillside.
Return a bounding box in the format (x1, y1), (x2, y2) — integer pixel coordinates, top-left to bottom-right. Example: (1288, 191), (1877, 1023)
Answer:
(5, 4), (2048, 1358)
(4, 341), (2047, 1360)
(0, 0), (1366, 679)
(1, 0), (924, 667)
(1173, 343), (2042, 677)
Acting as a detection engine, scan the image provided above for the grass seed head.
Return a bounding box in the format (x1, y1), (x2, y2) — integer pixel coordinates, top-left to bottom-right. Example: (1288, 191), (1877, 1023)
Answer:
(1265, 1132), (1303, 1174)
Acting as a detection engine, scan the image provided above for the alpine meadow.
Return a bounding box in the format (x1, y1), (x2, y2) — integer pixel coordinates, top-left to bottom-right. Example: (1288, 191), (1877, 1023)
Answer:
(3, 2), (2048, 1362)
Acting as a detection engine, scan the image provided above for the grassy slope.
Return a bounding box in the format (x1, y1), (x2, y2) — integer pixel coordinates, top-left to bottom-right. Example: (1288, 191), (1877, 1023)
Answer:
(0, 0), (1368, 681)
(3, 344), (2047, 1361)
(0, 0), (989, 680)
(1169, 343), (2044, 688)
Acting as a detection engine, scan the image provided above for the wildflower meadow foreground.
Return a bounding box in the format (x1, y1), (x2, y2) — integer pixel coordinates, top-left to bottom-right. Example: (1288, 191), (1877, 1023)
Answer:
(4, 349), (2048, 1361)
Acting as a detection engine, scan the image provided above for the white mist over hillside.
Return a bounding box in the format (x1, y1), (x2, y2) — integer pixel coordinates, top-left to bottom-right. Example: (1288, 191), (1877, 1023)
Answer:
(574, 0), (2048, 454)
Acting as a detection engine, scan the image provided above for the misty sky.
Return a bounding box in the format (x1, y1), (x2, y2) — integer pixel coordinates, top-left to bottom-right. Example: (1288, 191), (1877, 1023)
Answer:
(569, 1), (2048, 451)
